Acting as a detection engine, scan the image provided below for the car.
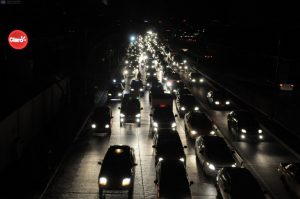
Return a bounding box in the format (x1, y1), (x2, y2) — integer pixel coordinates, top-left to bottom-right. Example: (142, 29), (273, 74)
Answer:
(150, 107), (177, 133)
(175, 87), (191, 98)
(227, 111), (264, 141)
(130, 79), (144, 97)
(98, 145), (137, 199)
(152, 130), (186, 165)
(206, 90), (231, 109)
(146, 68), (157, 78)
(119, 97), (143, 127)
(184, 111), (217, 139)
(278, 162), (300, 197)
(176, 94), (200, 117)
(90, 106), (112, 133)
(189, 72), (205, 84)
(216, 167), (266, 199)
(107, 83), (124, 100)
(112, 73), (125, 86)
(123, 67), (136, 77)
(154, 159), (192, 199)
(165, 73), (182, 91)
(195, 135), (237, 176)
(146, 76), (159, 90)
(149, 84), (164, 102)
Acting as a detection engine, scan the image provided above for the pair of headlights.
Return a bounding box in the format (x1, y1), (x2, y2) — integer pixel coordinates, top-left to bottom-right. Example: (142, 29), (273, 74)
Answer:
(206, 162), (236, 171)
(99, 177), (131, 186)
(158, 157), (184, 162)
(153, 122), (176, 128)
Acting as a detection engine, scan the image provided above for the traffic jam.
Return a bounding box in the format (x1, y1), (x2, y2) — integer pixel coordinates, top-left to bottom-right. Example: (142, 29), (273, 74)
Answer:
(87, 31), (299, 199)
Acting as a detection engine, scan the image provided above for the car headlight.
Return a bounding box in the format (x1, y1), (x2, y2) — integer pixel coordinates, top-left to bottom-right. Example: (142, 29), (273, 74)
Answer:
(113, 79), (116, 83)
(167, 81), (172, 87)
(241, 134), (246, 139)
(121, 79), (125, 83)
(147, 73), (150, 75)
(136, 114), (141, 118)
(194, 106), (199, 111)
(91, 124), (96, 129)
(210, 130), (216, 135)
(191, 130), (197, 135)
(241, 129), (247, 133)
(122, 178), (131, 186)
(139, 88), (143, 92)
(232, 163), (237, 167)
(184, 66), (188, 69)
(179, 157), (185, 162)
(147, 83), (150, 86)
(226, 101), (230, 105)
(105, 124), (110, 128)
(192, 79), (196, 82)
(258, 129), (263, 134)
(259, 135), (264, 139)
(180, 107), (186, 111)
(154, 73), (157, 76)
(171, 122), (176, 128)
(99, 177), (107, 186)
(118, 93), (122, 96)
(123, 70), (128, 75)
(153, 122), (158, 127)
(199, 78), (204, 82)
(120, 113), (125, 117)
(130, 88), (134, 91)
(215, 101), (220, 105)
(173, 89), (177, 93)
(206, 162), (215, 170)
(158, 157), (163, 162)
(108, 93), (112, 96)
(163, 77), (167, 81)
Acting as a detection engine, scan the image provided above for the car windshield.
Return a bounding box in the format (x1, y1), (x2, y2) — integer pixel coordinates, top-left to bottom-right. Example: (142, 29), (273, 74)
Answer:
(157, 135), (182, 150)
(93, 108), (110, 121)
(191, 114), (212, 129)
(103, 149), (131, 167)
(230, 173), (263, 196)
(122, 99), (140, 113)
(191, 73), (202, 78)
(154, 109), (174, 121)
(181, 95), (196, 104)
(205, 138), (232, 158)
(238, 113), (259, 126)
(109, 84), (122, 90)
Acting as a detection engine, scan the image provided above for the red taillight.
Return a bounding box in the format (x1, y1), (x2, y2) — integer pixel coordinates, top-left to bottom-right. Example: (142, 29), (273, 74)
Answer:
(160, 104), (166, 108)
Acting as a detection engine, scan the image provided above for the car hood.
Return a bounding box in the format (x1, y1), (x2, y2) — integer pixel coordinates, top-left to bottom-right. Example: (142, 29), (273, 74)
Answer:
(206, 154), (235, 166)
(100, 165), (131, 178)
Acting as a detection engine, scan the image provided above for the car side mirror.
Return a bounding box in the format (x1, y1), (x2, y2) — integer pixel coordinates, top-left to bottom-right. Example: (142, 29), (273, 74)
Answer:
(154, 179), (158, 184)
(133, 163), (138, 167)
(111, 116), (114, 119)
(184, 146), (187, 148)
(189, 181), (194, 186)
(152, 145), (156, 148)
(175, 114), (178, 117)
(98, 161), (102, 165)
(150, 114), (153, 116)
(141, 107), (143, 110)
(118, 107), (121, 109)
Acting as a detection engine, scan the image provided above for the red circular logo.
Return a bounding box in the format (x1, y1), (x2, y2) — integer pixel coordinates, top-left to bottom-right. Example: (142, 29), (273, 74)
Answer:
(8, 30), (28, 50)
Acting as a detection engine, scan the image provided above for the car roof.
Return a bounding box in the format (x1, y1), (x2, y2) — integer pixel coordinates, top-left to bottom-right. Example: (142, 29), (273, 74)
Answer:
(224, 168), (262, 189)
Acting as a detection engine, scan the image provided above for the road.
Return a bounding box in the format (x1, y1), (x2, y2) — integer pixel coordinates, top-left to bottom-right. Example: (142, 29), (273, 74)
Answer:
(41, 60), (299, 199)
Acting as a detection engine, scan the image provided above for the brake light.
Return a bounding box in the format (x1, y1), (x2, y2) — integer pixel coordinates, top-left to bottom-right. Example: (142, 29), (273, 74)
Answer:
(160, 104), (166, 108)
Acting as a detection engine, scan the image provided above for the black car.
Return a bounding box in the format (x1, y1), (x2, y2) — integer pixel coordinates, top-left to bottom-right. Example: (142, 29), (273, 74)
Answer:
(130, 79), (144, 97)
(189, 72), (205, 85)
(146, 68), (157, 78)
(227, 111), (264, 141)
(146, 76), (159, 90)
(98, 145), (137, 199)
(154, 159), (192, 199)
(195, 135), (237, 176)
(150, 107), (177, 133)
(149, 84), (164, 102)
(107, 83), (124, 100)
(153, 130), (186, 165)
(112, 73), (125, 86)
(90, 106), (112, 133)
(119, 97), (142, 127)
(206, 90), (231, 109)
(184, 112), (217, 139)
(166, 73), (182, 92)
(216, 167), (266, 199)
(176, 94), (200, 117)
